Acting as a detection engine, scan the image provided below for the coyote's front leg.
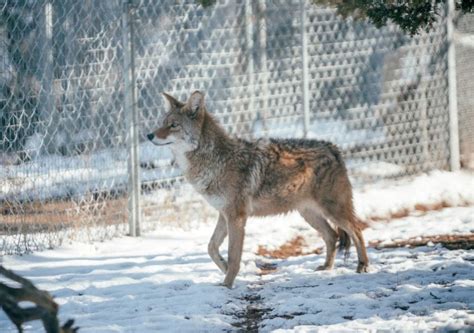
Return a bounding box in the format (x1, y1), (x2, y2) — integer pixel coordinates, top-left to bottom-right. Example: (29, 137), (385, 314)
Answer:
(222, 206), (247, 289)
(208, 213), (228, 274)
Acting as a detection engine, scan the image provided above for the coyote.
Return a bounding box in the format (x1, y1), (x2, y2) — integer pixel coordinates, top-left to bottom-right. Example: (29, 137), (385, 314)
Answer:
(147, 91), (369, 288)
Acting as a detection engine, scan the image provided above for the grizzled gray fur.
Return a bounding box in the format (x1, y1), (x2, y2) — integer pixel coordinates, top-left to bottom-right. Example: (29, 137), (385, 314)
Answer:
(148, 91), (369, 288)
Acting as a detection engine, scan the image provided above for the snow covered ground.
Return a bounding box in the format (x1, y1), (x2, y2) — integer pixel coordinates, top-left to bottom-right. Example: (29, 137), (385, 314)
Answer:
(254, 206), (474, 332)
(1, 171), (474, 332)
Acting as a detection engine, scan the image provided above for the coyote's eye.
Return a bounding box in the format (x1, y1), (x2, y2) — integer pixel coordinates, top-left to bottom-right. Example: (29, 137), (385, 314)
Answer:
(170, 122), (179, 129)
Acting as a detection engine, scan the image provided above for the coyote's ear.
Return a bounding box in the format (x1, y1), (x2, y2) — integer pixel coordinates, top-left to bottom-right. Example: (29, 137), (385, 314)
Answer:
(186, 91), (204, 119)
(162, 92), (182, 109)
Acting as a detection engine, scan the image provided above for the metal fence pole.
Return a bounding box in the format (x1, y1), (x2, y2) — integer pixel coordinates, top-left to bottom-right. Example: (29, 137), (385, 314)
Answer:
(258, 0), (269, 136)
(39, 1), (54, 156)
(447, 0), (460, 171)
(245, 0), (255, 133)
(122, 0), (141, 236)
(419, 80), (431, 168)
(300, 0), (310, 138)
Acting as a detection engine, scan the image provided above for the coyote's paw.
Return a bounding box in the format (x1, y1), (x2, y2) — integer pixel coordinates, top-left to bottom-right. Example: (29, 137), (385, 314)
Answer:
(315, 264), (332, 271)
(356, 262), (369, 273)
(222, 273), (236, 289)
(219, 281), (233, 289)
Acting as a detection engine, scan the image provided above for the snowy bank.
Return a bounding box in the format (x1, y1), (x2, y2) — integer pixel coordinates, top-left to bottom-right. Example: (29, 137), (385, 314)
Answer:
(1, 171), (474, 332)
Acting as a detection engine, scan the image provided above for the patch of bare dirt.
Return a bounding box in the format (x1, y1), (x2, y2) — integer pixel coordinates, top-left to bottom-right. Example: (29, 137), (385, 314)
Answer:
(231, 293), (271, 333)
(256, 236), (322, 260)
(369, 234), (474, 250)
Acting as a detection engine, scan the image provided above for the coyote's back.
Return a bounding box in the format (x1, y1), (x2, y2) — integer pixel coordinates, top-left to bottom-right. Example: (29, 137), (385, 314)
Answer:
(247, 138), (352, 215)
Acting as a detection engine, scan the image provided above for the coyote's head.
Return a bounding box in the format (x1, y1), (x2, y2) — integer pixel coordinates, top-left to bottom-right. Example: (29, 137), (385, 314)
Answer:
(147, 91), (206, 148)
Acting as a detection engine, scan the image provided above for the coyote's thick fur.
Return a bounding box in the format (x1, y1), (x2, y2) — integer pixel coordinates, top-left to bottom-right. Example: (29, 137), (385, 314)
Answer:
(147, 91), (369, 288)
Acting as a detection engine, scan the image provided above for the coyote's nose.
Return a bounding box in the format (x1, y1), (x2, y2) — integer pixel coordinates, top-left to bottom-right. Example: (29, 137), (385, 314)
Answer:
(147, 133), (154, 141)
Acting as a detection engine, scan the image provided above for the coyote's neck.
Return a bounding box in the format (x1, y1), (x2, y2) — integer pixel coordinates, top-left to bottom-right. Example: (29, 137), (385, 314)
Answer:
(184, 112), (235, 190)
(198, 112), (234, 151)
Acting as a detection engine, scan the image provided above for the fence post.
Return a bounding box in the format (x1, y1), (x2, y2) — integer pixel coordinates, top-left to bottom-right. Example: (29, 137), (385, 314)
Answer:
(245, 0), (255, 135)
(300, 0), (310, 138)
(39, 1), (54, 155)
(257, 0), (269, 136)
(447, 0), (460, 171)
(122, 0), (141, 236)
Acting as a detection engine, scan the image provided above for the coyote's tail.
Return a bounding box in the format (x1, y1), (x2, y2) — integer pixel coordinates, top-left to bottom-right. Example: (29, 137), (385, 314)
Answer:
(338, 228), (351, 259)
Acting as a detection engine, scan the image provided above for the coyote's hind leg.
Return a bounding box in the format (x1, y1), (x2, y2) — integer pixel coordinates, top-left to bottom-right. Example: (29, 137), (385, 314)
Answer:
(299, 207), (338, 271)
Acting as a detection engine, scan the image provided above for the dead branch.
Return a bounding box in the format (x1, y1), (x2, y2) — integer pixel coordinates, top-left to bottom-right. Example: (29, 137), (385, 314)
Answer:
(0, 265), (79, 333)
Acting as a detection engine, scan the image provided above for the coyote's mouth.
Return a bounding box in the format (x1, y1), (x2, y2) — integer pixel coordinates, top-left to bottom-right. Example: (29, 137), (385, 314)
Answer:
(147, 133), (173, 146)
(150, 141), (172, 146)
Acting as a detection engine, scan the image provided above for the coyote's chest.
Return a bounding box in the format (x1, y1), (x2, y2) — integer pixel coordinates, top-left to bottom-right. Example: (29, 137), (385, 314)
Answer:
(186, 159), (227, 210)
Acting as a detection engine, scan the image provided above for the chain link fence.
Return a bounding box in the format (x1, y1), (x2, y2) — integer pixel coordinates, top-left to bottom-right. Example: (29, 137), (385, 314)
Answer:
(1, 0), (472, 255)
(1, 0), (128, 254)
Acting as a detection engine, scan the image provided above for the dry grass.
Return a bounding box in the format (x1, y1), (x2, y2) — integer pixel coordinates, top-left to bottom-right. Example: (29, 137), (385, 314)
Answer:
(369, 234), (474, 250)
(0, 197), (127, 233)
(369, 201), (470, 222)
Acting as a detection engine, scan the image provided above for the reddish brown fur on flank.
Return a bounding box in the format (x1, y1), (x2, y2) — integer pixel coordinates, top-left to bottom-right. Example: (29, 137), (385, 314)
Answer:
(148, 91), (369, 288)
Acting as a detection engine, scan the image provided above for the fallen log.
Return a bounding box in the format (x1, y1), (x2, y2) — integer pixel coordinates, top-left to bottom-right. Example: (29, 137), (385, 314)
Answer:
(0, 265), (78, 333)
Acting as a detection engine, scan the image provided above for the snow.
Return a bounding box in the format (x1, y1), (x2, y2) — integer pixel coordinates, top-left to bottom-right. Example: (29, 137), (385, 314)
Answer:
(365, 206), (474, 242)
(255, 208), (474, 332)
(1, 228), (237, 332)
(1, 171), (474, 332)
(354, 170), (474, 221)
(0, 143), (177, 202)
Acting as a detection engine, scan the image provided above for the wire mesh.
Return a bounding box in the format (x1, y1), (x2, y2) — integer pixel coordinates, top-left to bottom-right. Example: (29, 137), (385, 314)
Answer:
(1, 1), (128, 254)
(0, 0), (471, 255)
(305, 4), (451, 178)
